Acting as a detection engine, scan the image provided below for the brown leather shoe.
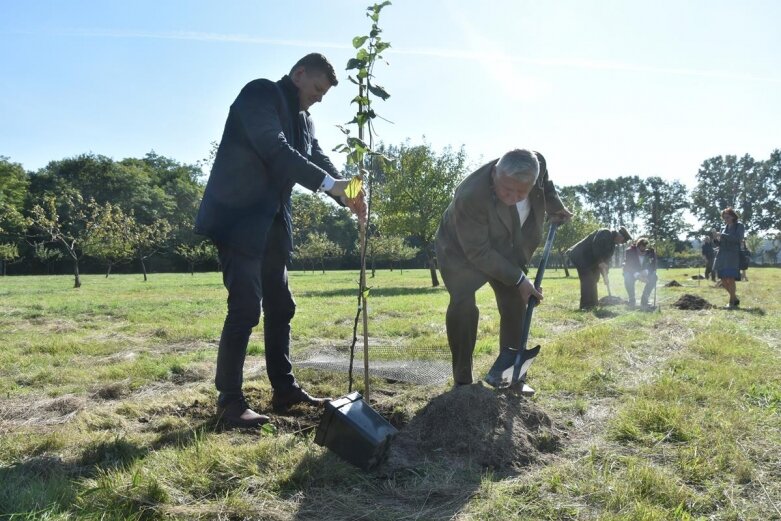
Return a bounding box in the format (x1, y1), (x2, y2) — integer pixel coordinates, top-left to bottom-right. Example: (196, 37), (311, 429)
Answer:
(216, 396), (270, 427)
(271, 387), (330, 413)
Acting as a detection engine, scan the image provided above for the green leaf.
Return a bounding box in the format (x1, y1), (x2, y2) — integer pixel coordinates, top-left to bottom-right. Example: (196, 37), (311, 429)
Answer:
(369, 11), (379, 22)
(362, 288), (371, 300)
(261, 423), (277, 435)
(352, 35), (369, 49)
(375, 41), (391, 53)
(351, 95), (370, 106)
(367, 83), (390, 100)
(356, 68), (369, 80)
(335, 124), (350, 135)
(347, 137), (369, 151)
(356, 48), (370, 61)
(347, 149), (365, 166)
(370, 26), (380, 38)
(347, 75), (360, 85)
(346, 58), (366, 71)
(344, 177), (363, 199)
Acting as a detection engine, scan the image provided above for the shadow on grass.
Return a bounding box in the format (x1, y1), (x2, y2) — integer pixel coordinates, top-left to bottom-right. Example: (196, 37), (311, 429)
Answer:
(723, 306), (766, 316)
(286, 450), (482, 521)
(0, 416), (220, 518)
(299, 286), (444, 298)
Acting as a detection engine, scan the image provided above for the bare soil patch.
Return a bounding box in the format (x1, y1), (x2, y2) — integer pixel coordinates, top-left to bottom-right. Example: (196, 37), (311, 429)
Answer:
(673, 294), (713, 310)
(384, 383), (560, 474)
(665, 280), (682, 287)
(599, 295), (625, 306)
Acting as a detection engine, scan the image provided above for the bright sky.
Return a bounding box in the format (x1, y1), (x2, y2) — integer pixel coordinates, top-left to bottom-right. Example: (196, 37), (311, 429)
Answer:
(2, 0), (779, 189)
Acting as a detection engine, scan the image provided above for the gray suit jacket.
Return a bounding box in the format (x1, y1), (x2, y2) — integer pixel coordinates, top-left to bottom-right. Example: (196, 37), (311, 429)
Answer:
(435, 153), (565, 287)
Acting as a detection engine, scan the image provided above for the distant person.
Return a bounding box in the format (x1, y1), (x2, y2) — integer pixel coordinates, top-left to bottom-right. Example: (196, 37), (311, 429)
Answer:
(701, 236), (716, 282)
(567, 227), (632, 310)
(622, 237), (657, 309)
(713, 207), (744, 308)
(710, 228), (722, 287)
(740, 239), (751, 281)
(435, 149), (572, 386)
(195, 53), (367, 427)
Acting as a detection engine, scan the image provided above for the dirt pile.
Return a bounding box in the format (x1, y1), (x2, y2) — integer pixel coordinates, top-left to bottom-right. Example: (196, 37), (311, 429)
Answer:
(665, 280), (682, 287)
(599, 295), (624, 306)
(384, 383), (559, 473)
(673, 294), (712, 310)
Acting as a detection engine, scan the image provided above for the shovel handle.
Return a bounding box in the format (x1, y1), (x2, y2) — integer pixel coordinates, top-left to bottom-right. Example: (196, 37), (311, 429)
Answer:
(511, 223), (559, 385)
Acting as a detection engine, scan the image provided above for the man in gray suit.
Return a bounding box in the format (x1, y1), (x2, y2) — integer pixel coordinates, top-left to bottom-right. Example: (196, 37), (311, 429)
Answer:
(435, 149), (572, 386)
(567, 227), (631, 309)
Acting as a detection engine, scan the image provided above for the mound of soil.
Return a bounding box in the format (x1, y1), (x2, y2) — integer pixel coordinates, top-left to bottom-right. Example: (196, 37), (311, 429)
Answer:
(673, 294), (712, 310)
(384, 383), (559, 473)
(599, 295), (624, 306)
(665, 280), (682, 287)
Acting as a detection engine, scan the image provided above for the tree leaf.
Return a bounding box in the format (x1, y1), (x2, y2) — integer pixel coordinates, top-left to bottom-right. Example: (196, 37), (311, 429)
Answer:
(352, 35), (369, 49)
(347, 137), (369, 150)
(346, 58), (366, 71)
(367, 83), (390, 100)
(344, 176), (364, 199)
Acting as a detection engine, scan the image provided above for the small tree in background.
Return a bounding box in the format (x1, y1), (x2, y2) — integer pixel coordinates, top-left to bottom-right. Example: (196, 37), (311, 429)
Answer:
(32, 242), (63, 274)
(374, 141), (467, 287)
(0, 242), (20, 276)
(176, 241), (217, 275)
(370, 234), (417, 273)
(128, 216), (171, 282)
(28, 194), (93, 288)
(83, 201), (134, 277)
(295, 232), (343, 274)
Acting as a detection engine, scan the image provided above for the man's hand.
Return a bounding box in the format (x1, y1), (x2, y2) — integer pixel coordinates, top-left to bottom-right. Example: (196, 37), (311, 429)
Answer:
(550, 206), (573, 224)
(328, 179), (349, 197)
(327, 180), (367, 224)
(341, 193), (367, 225)
(518, 277), (543, 304)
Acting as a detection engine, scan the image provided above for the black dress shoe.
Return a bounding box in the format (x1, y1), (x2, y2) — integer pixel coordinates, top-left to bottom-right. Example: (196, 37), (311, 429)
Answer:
(271, 387), (330, 413)
(216, 396), (270, 427)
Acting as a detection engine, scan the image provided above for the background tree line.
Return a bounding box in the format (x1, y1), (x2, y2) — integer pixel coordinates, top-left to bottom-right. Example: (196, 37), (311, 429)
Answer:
(1, 147), (779, 284)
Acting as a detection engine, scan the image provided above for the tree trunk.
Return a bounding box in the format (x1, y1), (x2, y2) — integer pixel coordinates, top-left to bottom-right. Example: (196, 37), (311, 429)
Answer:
(140, 255), (148, 282)
(427, 250), (439, 287)
(106, 263), (112, 278)
(190, 261), (194, 276)
(73, 260), (81, 288)
(1, 260), (5, 276)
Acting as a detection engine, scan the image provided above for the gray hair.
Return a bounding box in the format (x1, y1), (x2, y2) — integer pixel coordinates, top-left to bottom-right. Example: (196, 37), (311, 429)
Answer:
(495, 149), (539, 183)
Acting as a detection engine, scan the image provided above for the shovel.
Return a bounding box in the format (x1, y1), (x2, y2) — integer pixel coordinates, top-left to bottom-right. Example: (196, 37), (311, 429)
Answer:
(485, 222), (559, 391)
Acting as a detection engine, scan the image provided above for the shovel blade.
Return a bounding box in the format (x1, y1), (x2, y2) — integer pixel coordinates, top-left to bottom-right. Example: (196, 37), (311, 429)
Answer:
(484, 345), (540, 388)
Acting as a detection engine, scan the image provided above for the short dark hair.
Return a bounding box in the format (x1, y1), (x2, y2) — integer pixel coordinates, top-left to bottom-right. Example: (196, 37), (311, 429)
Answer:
(290, 53), (338, 86)
(721, 207), (739, 221)
(636, 237), (649, 248)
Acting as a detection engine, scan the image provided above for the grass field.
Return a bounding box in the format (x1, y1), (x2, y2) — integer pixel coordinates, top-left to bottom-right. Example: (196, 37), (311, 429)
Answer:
(1, 267), (780, 520)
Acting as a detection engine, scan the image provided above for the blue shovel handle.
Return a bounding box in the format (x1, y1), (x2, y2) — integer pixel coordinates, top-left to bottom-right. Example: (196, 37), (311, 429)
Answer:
(511, 223), (559, 385)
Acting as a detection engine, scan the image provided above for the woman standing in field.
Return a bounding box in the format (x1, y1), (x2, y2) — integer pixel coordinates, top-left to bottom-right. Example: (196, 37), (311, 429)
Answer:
(713, 207), (745, 309)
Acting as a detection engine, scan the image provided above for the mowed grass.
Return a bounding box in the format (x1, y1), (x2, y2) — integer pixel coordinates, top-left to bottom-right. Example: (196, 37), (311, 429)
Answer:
(1, 267), (780, 520)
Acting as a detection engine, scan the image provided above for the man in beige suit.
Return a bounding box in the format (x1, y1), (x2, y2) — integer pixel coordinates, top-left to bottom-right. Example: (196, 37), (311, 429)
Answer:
(435, 149), (572, 385)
